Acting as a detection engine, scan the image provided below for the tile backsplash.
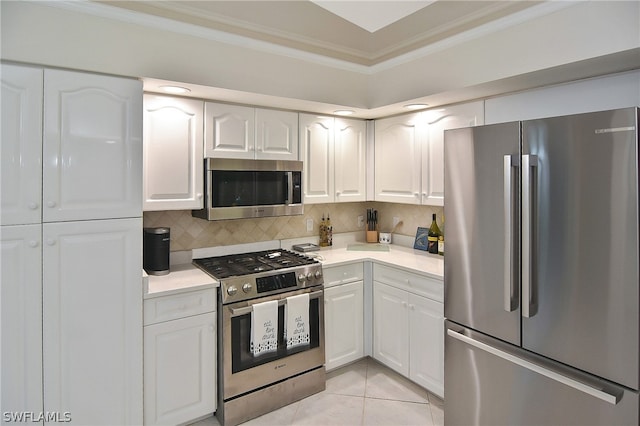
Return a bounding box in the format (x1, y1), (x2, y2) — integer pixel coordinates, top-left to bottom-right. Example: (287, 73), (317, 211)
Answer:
(144, 202), (444, 252)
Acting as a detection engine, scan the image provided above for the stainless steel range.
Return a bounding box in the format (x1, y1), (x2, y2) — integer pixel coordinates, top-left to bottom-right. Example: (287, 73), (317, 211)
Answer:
(194, 249), (325, 426)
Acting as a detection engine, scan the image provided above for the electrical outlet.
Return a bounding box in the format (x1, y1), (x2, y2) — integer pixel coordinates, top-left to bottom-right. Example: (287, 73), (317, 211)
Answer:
(306, 218), (313, 232)
(393, 217), (400, 228)
(357, 215), (364, 228)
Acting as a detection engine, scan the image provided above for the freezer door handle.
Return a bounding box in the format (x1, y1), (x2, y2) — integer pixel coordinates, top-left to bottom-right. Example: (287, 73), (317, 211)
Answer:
(503, 155), (518, 312)
(522, 154), (538, 318)
(447, 328), (622, 405)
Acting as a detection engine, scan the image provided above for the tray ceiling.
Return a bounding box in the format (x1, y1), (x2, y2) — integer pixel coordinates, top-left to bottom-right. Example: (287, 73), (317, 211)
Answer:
(98, 0), (541, 66)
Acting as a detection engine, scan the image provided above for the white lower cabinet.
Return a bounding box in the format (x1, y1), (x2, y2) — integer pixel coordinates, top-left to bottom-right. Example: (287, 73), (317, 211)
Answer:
(373, 282), (410, 375)
(144, 289), (216, 426)
(324, 281), (364, 371)
(373, 265), (444, 397)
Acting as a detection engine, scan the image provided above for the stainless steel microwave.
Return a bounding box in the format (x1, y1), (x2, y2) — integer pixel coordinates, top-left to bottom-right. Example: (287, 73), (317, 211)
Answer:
(192, 158), (303, 221)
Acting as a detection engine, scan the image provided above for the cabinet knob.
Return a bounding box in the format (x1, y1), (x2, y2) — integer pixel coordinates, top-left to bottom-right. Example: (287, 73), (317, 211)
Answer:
(197, 193), (203, 199)
(402, 301), (407, 308)
(28, 202), (39, 210)
(28, 240), (39, 248)
(413, 192), (420, 198)
(409, 304), (415, 310)
(336, 191), (341, 196)
(46, 239), (56, 246)
(47, 201), (56, 208)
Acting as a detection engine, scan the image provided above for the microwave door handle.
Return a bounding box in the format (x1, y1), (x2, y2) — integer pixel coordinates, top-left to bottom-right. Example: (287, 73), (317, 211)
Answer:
(285, 172), (293, 205)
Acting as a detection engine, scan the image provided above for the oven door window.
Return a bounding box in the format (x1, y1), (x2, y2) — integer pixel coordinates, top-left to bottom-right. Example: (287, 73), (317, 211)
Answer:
(231, 298), (320, 373)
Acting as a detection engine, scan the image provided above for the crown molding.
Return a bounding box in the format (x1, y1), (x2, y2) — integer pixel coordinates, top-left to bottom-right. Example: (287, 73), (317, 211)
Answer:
(42, 0), (576, 76)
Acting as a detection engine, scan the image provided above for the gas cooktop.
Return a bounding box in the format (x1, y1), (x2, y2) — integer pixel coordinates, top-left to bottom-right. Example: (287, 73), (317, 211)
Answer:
(193, 249), (323, 303)
(193, 249), (318, 279)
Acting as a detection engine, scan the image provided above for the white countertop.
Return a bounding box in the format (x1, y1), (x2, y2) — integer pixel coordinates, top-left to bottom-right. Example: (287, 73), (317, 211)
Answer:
(144, 242), (442, 299)
(308, 244), (444, 280)
(144, 264), (219, 299)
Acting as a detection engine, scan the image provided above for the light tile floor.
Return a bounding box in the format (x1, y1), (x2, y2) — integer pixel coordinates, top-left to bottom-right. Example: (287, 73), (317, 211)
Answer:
(191, 357), (444, 426)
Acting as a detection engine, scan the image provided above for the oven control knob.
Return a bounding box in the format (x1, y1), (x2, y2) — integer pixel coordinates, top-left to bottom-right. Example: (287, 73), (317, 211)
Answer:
(298, 274), (307, 283)
(306, 272), (313, 281)
(242, 283), (252, 293)
(314, 270), (323, 279)
(227, 286), (238, 296)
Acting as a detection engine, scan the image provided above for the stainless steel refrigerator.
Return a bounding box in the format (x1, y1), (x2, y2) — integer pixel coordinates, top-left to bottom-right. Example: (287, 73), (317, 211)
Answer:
(444, 107), (639, 425)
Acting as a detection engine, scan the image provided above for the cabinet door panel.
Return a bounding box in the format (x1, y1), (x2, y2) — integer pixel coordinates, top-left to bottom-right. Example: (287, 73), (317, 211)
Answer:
(422, 101), (484, 206)
(144, 313), (216, 426)
(300, 114), (334, 204)
(43, 70), (142, 222)
(374, 114), (423, 204)
(255, 108), (298, 160)
(43, 218), (142, 425)
(335, 118), (366, 202)
(373, 282), (409, 376)
(204, 103), (254, 159)
(325, 281), (364, 370)
(1, 224), (43, 419)
(1, 64), (43, 225)
(143, 95), (204, 210)
(409, 294), (444, 397)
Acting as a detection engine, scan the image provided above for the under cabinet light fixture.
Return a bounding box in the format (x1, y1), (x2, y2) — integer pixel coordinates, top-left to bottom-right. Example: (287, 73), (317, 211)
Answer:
(160, 85), (191, 94)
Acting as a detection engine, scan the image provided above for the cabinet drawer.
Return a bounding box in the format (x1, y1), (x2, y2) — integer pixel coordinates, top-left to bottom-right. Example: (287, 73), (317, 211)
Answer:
(144, 288), (216, 325)
(373, 263), (442, 302)
(323, 262), (364, 288)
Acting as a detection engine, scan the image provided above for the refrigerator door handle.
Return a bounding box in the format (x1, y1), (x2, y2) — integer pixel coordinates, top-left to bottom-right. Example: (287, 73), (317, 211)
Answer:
(447, 328), (622, 405)
(503, 155), (518, 312)
(522, 154), (538, 318)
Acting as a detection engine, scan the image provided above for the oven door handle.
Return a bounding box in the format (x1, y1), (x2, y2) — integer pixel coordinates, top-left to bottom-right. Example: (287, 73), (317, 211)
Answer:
(230, 289), (323, 316)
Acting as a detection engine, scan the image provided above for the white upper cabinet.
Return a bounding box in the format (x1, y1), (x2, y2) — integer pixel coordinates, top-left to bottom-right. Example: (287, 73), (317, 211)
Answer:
(43, 69), (142, 222)
(374, 113), (424, 204)
(300, 114), (334, 204)
(421, 101), (484, 206)
(1, 64), (43, 226)
(143, 95), (204, 211)
(300, 114), (366, 204)
(374, 102), (484, 206)
(255, 108), (299, 160)
(334, 118), (367, 203)
(205, 102), (298, 160)
(204, 103), (255, 159)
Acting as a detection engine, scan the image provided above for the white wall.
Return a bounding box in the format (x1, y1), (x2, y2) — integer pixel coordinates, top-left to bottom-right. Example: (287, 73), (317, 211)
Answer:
(1, 1), (639, 110)
(485, 70), (640, 124)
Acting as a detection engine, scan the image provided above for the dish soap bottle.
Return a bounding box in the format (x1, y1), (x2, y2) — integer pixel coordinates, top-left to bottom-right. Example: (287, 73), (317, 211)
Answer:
(428, 213), (441, 254)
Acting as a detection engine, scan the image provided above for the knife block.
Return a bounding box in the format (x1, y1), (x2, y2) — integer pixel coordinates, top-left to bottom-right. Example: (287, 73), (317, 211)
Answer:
(366, 230), (379, 243)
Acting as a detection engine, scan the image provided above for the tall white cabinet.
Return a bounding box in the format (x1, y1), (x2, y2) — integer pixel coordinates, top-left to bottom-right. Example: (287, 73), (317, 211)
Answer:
(299, 114), (366, 204)
(1, 64), (143, 425)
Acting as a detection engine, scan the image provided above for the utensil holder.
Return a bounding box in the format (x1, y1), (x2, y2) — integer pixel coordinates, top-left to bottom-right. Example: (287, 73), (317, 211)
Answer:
(366, 230), (379, 243)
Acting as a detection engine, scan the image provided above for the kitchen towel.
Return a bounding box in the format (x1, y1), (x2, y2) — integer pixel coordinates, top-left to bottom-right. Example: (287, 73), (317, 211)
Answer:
(285, 293), (310, 349)
(251, 300), (278, 356)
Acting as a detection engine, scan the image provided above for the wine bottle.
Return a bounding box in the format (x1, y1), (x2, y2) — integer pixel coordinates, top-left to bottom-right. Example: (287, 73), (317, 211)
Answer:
(427, 213), (440, 254)
(327, 214), (333, 246)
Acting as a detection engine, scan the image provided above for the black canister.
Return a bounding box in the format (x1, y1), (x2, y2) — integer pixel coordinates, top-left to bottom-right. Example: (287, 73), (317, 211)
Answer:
(143, 227), (170, 275)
